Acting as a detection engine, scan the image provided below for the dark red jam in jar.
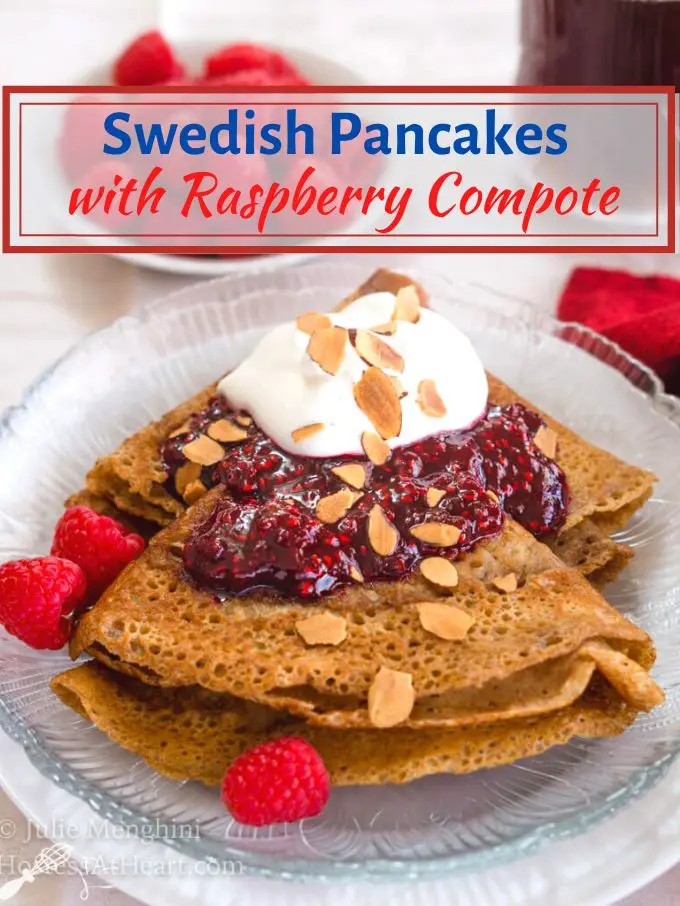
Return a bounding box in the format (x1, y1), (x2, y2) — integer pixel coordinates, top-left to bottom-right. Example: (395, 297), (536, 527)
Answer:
(519, 0), (680, 87)
(161, 397), (569, 599)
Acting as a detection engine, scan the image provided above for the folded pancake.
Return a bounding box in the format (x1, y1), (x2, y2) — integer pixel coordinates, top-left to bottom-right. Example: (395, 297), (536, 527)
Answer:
(70, 488), (632, 589)
(73, 269), (654, 539)
(52, 660), (655, 787)
(548, 518), (632, 588)
(70, 485), (662, 730)
(76, 379), (653, 540)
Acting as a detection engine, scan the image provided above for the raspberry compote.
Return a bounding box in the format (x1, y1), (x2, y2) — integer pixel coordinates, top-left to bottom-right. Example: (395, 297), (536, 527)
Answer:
(161, 397), (569, 599)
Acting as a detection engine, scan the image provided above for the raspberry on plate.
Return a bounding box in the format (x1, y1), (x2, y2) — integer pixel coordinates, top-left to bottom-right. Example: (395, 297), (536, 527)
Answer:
(204, 42), (302, 82)
(0, 557), (86, 650)
(222, 737), (330, 826)
(199, 68), (311, 88)
(58, 96), (112, 184)
(51, 506), (145, 599)
(113, 30), (185, 87)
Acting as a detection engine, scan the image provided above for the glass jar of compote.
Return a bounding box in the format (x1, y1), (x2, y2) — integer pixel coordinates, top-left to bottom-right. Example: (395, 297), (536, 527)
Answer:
(519, 0), (680, 87)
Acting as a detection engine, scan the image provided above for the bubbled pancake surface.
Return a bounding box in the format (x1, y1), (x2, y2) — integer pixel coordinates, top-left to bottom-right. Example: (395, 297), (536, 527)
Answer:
(70, 486), (661, 729)
(52, 661), (644, 787)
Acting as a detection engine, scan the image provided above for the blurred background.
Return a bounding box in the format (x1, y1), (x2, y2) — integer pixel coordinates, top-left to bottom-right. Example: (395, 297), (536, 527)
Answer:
(0, 3), (679, 904)
(1, 0), (678, 412)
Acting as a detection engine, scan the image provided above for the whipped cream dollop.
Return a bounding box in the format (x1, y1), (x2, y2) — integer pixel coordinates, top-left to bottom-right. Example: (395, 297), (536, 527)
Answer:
(217, 290), (488, 458)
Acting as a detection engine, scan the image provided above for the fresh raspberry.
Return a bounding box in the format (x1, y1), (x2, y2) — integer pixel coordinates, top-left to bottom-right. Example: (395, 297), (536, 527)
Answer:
(51, 506), (145, 598)
(0, 558), (86, 650)
(113, 31), (185, 86)
(203, 43), (303, 82)
(58, 96), (110, 183)
(76, 160), (139, 233)
(222, 737), (330, 826)
(200, 68), (310, 88)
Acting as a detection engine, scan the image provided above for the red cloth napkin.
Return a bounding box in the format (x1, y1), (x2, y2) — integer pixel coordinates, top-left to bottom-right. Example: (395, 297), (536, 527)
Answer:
(558, 267), (680, 394)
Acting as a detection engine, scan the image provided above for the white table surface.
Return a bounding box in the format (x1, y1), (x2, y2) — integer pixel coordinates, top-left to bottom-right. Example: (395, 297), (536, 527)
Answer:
(0, 1), (678, 903)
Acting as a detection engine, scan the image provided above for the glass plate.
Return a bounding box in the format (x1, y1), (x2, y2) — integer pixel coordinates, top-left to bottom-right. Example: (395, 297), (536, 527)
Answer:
(0, 262), (679, 883)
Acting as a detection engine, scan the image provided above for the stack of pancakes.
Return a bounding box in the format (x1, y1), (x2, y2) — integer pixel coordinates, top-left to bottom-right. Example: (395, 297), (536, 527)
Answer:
(52, 270), (663, 789)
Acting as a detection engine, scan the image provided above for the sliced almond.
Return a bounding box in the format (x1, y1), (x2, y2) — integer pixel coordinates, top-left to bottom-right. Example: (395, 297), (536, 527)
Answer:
(353, 330), (405, 373)
(307, 326), (348, 376)
(296, 311), (332, 335)
(175, 461), (201, 497)
(492, 573), (518, 593)
(235, 413), (253, 427)
(291, 422), (325, 444)
(534, 425), (557, 459)
(416, 602), (475, 641)
(170, 541), (185, 557)
(420, 557), (459, 588)
(169, 421), (191, 438)
(486, 489), (499, 503)
(295, 612), (347, 646)
(371, 321), (397, 336)
(349, 565), (364, 583)
(183, 435), (225, 466)
(207, 419), (248, 443)
(368, 666), (415, 728)
(331, 463), (366, 489)
(361, 431), (391, 466)
(316, 488), (361, 524)
(389, 375), (406, 399)
(367, 504), (399, 556)
(410, 522), (462, 546)
(183, 479), (207, 505)
(426, 488), (446, 507)
(417, 379), (447, 418)
(393, 285), (421, 323)
(354, 367), (402, 440)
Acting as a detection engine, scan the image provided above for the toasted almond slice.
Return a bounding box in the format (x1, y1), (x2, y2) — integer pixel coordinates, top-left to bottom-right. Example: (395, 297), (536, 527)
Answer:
(534, 425), (558, 459)
(296, 311), (332, 335)
(169, 421), (191, 438)
(492, 573), (518, 593)
(291, 422), (325, 444)
(183, 435), (225, 466)
(353, 330), (405, 373)
(371, 321), (397, 336)
(368, 504), (399, 556)
(175, 461), (201, 497)
(207, 419), (249, 443)
(389, 375), (406, 399)
(361, 431), (391, 465)
(410, 522), (462, 546)
(316, 488), (361, 524)
(368, 666), (415, 728)
(235, 413), (253, 427)
(393, 285), (421, 323)
(349, 565), (364, 583)
(307, 326), (348, 375)
(420, 557), (459, 588)
(426, 488), (446, 507)
(486, 489), (499, 503)
(169, 541), (185, 557)
(331, 463), (366, 489)
(354, 367), (402, 440)
(183, 479), (207, 505)
(416, 601), (475, 640)
(295, 612), (347, 646)
(417, 379), (447, 418)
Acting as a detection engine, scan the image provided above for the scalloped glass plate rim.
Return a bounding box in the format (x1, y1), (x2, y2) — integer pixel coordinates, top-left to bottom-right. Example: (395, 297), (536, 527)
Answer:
(0, 261), (678, 883)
